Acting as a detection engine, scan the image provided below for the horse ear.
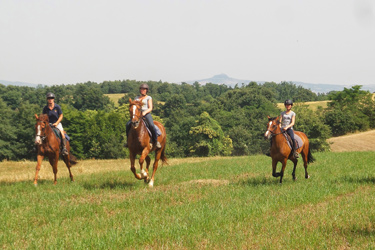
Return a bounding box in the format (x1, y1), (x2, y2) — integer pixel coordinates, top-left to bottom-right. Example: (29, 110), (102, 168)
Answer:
(267, 115), (271, 120)
(129, 98), (132, 104)
(35, 114), (39, 120)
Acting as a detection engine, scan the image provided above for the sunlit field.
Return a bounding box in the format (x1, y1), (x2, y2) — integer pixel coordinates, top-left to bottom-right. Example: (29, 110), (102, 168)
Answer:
(1, 152), (375, 249)
(277, 100), (329, 111)
(105, 93), (126, 107)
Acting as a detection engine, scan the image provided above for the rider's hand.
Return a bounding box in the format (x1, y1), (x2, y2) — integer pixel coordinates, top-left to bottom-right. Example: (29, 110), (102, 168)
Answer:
(53, 123), (58, 127)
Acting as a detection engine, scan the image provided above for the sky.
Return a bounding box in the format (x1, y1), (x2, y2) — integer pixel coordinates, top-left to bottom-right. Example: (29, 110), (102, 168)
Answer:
(0, 0), (374, 86)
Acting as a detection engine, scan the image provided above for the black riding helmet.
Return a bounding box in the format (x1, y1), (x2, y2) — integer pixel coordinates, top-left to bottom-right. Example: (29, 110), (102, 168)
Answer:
(284, 99), (293, 106)
(139, 83), (149, 90)
(46, 92), (55, 99)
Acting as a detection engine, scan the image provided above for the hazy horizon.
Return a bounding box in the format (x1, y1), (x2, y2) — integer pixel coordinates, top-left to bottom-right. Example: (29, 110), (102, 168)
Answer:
(1, 0), (374, 86)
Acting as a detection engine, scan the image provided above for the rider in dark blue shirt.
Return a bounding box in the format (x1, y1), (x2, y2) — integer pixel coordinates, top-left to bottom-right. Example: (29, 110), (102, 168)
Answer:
(43, 92), (68, 155)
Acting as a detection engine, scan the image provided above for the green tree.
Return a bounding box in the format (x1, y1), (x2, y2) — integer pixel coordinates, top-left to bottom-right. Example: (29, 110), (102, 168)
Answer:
(189, 112), (233, 156)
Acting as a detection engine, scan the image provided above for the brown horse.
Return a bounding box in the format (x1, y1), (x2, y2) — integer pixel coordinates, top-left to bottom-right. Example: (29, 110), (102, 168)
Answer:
(127, 98), (167, 187)
(34, 114), (77, 185)
(264, 116), (314, 183)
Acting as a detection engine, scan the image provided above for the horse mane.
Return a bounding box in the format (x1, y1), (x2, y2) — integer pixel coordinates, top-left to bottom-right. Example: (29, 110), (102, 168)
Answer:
(36, 114), (49, 122)
(129, 98), (143, 107)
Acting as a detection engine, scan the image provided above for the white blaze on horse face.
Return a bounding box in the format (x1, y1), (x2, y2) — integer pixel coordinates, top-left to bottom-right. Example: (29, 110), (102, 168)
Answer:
(265, 121), (272, 137)
(132, 105), (136, 119)
(35, 125), (41, 144)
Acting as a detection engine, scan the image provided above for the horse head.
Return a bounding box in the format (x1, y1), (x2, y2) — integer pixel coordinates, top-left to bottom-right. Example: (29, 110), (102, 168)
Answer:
(128, 98), (143, 129)
(264, 116), (280, 139)
(34, 114), (49, 145)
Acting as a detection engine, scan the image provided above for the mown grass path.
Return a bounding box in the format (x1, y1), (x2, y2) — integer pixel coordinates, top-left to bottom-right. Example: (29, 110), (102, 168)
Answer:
(1, 152), (374, 249)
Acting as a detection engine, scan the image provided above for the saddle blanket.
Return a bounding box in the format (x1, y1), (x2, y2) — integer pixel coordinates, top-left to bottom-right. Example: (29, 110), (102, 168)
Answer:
(283, 133), (303, 150)
(52, 127), (70, 141)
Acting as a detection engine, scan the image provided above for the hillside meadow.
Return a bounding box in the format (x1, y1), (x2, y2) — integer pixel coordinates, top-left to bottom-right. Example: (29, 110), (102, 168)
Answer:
(1, 151), (375, 249)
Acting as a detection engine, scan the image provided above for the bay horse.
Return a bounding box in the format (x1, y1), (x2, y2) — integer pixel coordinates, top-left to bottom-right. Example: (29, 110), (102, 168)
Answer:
(264, 116), (314, 183)
(34, 114), (77, 185)
(127, 98), (167, 187)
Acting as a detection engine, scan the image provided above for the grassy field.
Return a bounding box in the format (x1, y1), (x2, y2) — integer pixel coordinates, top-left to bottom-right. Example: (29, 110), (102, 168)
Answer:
(328, 130), (375, 152)
(277, 100), (329, 111)
(1, 152), (375, 249)
(105, 93), (126, 107)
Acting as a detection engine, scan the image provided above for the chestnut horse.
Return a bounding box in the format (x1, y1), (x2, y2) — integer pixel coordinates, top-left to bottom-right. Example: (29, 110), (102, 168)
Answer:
(34, 114), (77, 185)
(127, 99), (167, 187)
(264, 116), (314, 183)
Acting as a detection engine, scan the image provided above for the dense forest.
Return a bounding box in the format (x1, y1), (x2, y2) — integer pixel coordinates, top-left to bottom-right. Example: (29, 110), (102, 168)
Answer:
(0, 80), (374, 161)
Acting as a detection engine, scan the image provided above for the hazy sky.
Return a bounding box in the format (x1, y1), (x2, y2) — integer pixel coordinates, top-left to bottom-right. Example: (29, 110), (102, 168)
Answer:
(1, 0), (374, 86)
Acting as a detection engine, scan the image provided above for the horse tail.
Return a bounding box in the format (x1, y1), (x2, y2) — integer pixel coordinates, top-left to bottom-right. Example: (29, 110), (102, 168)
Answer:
(307, 147), (315, 163)
(69, 152), (78, 166)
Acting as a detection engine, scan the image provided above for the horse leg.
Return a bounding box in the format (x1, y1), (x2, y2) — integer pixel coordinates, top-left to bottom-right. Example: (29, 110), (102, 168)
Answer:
(143, 156), (151, 182)
(271, 158), (280, 178)
(129, 152), (142, 180)
(49, 154), (59, 185)
(62, 154), (74, 182)
(302, 149), (310, 179)
(291, 159), (298, 181)
(148, 150), (162, 187)
(34, 154), (44, 186)
(279, 159), (288, 183)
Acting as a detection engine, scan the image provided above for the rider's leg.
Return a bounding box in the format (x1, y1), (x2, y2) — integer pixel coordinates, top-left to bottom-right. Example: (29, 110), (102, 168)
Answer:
(56, 123), (68, 156)
(287, 129), (299, 158)
(144, 114), (161, 148)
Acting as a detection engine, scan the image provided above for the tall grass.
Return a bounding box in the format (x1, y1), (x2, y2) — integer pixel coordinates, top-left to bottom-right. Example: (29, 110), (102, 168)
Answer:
(1, 152), (375, 249)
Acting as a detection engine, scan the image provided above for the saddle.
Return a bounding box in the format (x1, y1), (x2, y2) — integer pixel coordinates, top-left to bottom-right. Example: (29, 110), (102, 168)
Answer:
(283, 132), (303, 150)
(51, 127), (70, 141)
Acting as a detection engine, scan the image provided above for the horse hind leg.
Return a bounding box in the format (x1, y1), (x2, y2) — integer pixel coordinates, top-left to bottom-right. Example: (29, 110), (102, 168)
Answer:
(63, 154), (74, 182)
(148, 151), (162, 187)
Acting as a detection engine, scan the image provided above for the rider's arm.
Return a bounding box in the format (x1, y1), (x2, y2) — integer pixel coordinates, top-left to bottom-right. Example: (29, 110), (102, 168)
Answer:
(54, 114), (63, 126)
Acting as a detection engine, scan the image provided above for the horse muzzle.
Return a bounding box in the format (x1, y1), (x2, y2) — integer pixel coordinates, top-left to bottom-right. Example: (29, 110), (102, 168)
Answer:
(132, 120), (140, 129)
(264, 131), (271, 140)
(35, 136), (42, 145)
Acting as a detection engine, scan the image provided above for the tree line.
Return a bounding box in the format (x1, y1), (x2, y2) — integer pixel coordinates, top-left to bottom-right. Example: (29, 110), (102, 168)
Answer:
(0, 80), (374, 161)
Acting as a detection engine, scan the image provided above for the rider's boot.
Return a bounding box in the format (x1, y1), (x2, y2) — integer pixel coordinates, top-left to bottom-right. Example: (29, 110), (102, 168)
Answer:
(61, 138), (69, 156)
(292, 142), (299, 158)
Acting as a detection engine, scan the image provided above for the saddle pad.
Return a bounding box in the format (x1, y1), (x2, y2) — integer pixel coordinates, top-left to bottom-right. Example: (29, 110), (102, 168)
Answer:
(52, 127), (70, 141)
(142, 120), (161, 137)
(283, 133), (303, 150)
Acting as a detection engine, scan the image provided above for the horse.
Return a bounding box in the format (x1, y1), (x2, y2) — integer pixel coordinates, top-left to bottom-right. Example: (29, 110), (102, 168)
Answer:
(127, 98), (167, 187)
(34, 114), (77, 185)
(264, 116), (314, 183)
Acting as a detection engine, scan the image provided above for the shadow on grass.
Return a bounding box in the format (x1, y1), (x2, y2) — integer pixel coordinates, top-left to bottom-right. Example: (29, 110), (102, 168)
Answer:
(236, 177), (279, 186)
(341, 176), (375, 184)
(82, 180), (135, 190)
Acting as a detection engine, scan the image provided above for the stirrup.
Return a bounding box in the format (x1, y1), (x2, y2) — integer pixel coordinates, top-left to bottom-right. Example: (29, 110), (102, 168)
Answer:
(294, 151), (299, 158)
(62, 148), (69, 156)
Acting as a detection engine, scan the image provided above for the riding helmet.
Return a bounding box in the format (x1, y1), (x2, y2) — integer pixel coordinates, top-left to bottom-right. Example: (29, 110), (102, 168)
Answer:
(139, 83), (149, 90)
(284, 99), (293, 106)
(46, 92), (55, 99)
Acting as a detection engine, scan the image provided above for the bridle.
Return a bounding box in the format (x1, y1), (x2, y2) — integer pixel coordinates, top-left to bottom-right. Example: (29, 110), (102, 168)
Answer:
(35, 120), (48, 144)
(130, 103), (143, 128)
(265, 119), (284, 138)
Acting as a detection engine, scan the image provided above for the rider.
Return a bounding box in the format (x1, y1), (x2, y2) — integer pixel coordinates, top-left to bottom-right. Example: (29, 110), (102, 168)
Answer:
(125, 83), (162, 149)
(42, 92), (69, 156)
(280, 99), (299, 158)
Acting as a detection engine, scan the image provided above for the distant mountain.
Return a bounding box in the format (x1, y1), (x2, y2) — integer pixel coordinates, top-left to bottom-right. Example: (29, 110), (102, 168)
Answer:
(182, 74), (375, 93)
(0, 80), (40, 88)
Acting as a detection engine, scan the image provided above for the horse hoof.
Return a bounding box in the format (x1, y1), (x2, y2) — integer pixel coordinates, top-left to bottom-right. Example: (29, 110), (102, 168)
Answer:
(306, 175), (310, 179)
(148, 180), (154, 187)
